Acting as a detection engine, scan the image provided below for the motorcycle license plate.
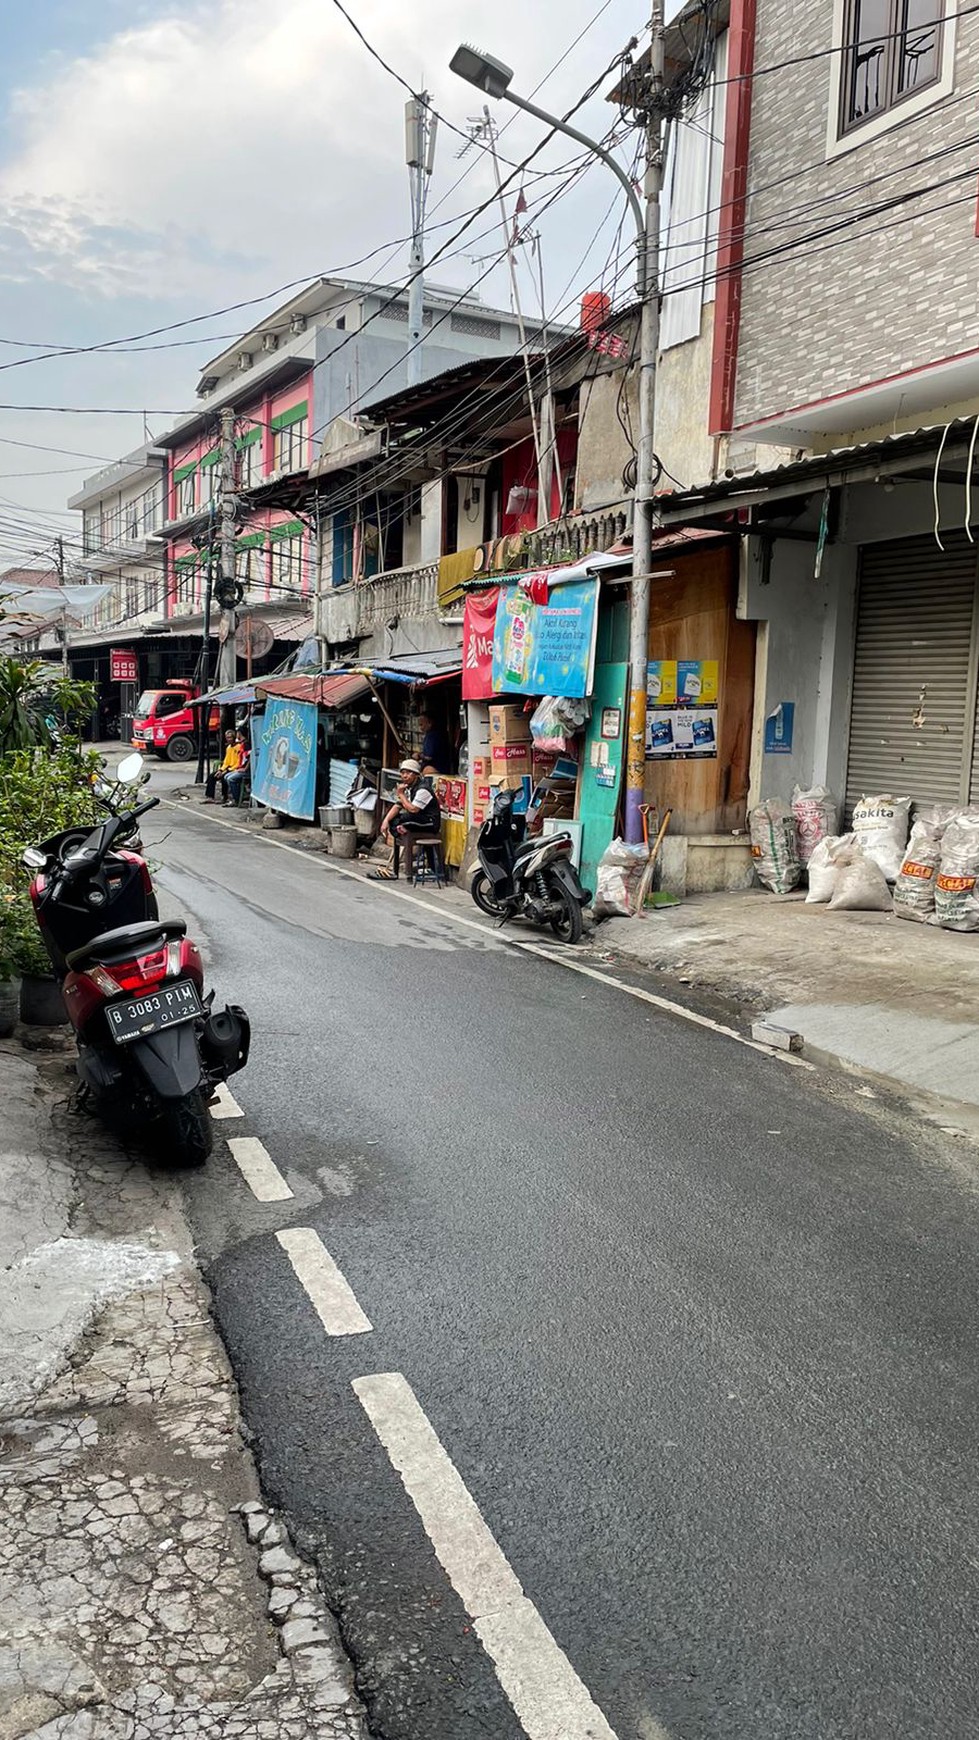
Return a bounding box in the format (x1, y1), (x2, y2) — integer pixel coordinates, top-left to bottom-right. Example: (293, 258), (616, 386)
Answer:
(106, 980), (203, 1045)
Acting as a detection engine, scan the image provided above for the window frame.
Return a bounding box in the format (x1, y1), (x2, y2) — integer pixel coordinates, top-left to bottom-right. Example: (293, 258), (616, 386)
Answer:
(828, 0), (955, 156)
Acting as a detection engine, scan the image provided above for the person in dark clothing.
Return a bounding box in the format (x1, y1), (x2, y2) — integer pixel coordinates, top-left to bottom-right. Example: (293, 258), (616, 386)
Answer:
(417, 709), (450, 772)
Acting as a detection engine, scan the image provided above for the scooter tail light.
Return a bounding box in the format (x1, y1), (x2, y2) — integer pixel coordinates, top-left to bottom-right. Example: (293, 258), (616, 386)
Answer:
(86, 964), (120, 997)
(106, 947), (171, 993)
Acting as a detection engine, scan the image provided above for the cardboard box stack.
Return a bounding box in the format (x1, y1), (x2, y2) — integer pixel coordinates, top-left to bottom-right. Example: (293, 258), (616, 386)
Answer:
(488, 705), (533, 811)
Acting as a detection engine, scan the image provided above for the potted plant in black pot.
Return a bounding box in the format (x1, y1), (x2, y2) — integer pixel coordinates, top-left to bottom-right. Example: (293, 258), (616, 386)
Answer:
(15, 895), (67, 1027)
(0, 893), (20, 1037)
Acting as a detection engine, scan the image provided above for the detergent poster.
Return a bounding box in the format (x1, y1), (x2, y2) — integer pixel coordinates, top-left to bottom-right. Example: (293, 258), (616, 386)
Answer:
(491, 578), (599, 699)
(253, 698), (318, 820)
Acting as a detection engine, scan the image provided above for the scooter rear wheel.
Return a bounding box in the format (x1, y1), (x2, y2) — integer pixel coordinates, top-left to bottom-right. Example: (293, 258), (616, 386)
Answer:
(549, 881), (583, 945)
(159, 1088), (213, 1167)
(471, 871), (508, 919)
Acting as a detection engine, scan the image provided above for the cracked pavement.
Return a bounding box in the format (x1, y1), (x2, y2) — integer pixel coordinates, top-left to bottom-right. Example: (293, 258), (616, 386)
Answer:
(0, 1041), (369, 1740)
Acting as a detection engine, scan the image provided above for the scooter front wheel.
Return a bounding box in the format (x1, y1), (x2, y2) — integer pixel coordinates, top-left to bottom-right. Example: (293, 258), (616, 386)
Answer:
(159, 1088), (213, 1167)
(471, 871), (508, 919)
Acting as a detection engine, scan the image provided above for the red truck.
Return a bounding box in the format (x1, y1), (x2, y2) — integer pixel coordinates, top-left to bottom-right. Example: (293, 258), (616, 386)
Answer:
(131, 680), (219, 763)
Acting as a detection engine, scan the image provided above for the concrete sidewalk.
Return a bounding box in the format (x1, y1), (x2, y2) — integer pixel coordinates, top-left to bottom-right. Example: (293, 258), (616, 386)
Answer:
(0, 1038), (368, 1740)
(589, 887), (979, 1120)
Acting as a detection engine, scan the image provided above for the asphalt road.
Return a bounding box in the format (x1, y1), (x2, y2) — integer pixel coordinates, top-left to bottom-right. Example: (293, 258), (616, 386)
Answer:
(143, 792), (979, 1740)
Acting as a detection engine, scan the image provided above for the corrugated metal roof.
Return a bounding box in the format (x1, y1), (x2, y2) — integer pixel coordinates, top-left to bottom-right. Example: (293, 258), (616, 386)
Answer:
(658, 419), (979, 515)
(356, 648), (462, 684)
(257, 670), (371, 708)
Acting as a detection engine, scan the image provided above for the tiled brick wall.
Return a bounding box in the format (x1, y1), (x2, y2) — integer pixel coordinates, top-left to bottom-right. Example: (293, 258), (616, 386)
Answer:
(734, 4), (979, 430)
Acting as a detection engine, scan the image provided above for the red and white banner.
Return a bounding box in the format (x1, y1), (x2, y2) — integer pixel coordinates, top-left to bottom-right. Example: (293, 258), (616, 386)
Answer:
(110, 648), (138, 683)
(462, 587), (499, 700)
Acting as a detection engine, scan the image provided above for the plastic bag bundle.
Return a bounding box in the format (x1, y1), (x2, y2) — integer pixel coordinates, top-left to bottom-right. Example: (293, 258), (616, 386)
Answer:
(805, 833), (856, 904)
(851, 794), (911, 883)
(893, 808), (950, 924)
(935, 809), (979, 931)
(827, 851), (893, 912)
(792, 785), (839, 867)
(529, 696), (590, 753)
(593, 837), (649, 919)
(749, 801), (800, 894)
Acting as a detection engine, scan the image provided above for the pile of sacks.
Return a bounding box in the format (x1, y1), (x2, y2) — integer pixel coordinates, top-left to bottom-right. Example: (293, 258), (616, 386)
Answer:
(803, 795), (979, 929)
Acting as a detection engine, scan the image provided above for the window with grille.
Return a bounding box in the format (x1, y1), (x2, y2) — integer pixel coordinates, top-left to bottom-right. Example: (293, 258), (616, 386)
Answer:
(177, 471), (196, 516)
(270, 535), (303, 596)
(272, 416), (308, 474)
(839, 0), (945, 135)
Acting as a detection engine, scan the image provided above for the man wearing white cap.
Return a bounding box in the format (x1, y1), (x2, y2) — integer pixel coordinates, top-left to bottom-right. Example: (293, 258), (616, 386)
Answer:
(373, 757), (441, 879)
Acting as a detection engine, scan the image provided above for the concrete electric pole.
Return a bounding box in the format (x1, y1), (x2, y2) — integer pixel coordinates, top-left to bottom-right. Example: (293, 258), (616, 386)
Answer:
(405, 94), (438, 387)
(54, 534), (68, 675)
(215, 406), (239, 692)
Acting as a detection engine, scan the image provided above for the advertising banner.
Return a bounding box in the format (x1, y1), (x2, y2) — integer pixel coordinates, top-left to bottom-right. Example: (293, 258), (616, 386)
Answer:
(645, 657), (720, 760)
(253, 697), (318, 820)
(491, 579), (599, 698)
(110, 648), (138, 683)
(462, 588), (499, 699)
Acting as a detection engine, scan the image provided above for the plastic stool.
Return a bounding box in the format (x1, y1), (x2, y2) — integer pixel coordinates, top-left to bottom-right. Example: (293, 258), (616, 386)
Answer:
(403, 834), (446, 887)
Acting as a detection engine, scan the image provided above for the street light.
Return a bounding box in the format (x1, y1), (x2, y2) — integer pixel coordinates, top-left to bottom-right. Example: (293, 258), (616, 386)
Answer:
(450, 32), (664, 844)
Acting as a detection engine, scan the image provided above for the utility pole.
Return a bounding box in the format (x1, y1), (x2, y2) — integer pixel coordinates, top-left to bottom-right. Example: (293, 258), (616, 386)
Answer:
(215, 407), (239, 695)
(54, 535), (68, 675)
(405, 94), (438, 387)
(481, 110), (545, 524)
(194, 507), (216, 788)
(623, 0), (667, 843)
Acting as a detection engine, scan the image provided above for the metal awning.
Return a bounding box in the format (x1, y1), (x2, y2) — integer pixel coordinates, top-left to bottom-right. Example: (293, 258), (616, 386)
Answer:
(356, 648), (462, 686)
(190, 681), (261, 706)
(256, 670), (372, 708)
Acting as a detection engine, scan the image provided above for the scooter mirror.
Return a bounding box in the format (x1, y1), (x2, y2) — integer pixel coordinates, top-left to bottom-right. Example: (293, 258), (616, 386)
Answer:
(116, 752), (144, 785)
(22, 846), (46, 870)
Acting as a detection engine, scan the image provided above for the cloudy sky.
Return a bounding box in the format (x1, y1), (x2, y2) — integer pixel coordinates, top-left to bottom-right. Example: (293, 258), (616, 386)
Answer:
(0, 0), (653, 568)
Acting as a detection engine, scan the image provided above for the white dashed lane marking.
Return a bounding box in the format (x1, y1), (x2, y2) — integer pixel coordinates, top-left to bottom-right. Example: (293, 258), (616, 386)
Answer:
(227, 1135), (293, 1203)
(353, 1372), (635, 1740)
(276, 1227), (372, 1336)
(210, 1082), (244, 1120)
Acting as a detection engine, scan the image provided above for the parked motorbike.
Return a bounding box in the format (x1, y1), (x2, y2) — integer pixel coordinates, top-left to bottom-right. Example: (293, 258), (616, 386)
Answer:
(23, 752), (249, 1165)
(470, 788), (590, 944)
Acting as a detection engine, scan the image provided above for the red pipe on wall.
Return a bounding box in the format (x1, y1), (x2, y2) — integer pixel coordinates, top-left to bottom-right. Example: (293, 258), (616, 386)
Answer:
(708, 0), (758, 437)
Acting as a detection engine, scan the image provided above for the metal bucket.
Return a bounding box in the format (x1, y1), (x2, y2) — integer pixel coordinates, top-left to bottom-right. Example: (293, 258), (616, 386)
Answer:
(354, 808), (376, 841)
(329, 825), (358, 859)
(320, 805), (354, 830)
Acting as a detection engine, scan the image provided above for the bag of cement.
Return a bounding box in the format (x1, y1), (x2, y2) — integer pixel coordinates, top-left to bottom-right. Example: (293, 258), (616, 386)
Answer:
(851, 793), (911, 882)
(749, 801), (800, 893)
(594, 837), (649, 919)
(792, 785), (839, 867)
(827, 851), (893, 912)
(893, 808), (950, 923)
(805, 832), (856, 904)
(935, 809), (979, 931)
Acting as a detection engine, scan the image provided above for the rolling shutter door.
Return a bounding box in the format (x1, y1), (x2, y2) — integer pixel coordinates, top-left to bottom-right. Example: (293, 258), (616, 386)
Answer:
(846, 534), (978, 815)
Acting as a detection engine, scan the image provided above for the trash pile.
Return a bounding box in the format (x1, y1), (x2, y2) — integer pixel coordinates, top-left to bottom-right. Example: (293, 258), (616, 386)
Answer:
(751, 788), (979, 931)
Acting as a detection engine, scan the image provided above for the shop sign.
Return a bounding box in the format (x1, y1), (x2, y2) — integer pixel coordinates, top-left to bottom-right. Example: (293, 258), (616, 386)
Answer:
(253, 697), (318, 820)
(491, 579), (599, 699)
(462, 588), (499, 700)
(110, 647), (138, 683)
(645, 657), (720, 760)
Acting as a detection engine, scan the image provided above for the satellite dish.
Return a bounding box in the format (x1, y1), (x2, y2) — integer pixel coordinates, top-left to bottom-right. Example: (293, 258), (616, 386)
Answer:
(235, 615), (274, 660)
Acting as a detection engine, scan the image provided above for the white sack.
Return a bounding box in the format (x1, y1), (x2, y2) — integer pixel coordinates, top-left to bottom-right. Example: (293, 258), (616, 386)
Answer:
(892, 807), (950, 923)
(827, 853), (893, 912)
(935, 809), (979, 932)
(851, 794), (911, 883)
(805, 832), (855, 904)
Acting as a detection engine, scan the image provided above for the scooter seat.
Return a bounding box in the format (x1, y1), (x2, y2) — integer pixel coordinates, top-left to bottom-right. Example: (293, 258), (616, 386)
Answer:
(66, 920), (186, 972)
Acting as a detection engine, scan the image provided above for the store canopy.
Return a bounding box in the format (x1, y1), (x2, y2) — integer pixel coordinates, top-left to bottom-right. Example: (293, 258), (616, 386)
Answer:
(356, 648), (462, 686)
(189, 681), (261, 706)
(257, 670), (372, 708)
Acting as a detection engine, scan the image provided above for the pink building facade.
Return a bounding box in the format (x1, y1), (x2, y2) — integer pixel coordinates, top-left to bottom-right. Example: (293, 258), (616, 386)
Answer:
(165, 376), (313, 621)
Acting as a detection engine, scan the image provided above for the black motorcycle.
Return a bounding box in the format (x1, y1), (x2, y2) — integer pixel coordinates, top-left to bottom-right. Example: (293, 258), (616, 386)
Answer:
(24, 754), (249, 1165)
(470, 788), (590, 943)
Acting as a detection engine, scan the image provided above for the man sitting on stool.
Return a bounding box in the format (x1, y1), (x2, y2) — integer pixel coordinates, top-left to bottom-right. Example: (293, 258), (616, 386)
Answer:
(374, 758), (441, 878)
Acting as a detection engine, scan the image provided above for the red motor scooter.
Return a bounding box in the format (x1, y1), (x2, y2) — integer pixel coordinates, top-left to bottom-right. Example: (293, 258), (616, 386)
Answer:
(24, 753), (249, 1165)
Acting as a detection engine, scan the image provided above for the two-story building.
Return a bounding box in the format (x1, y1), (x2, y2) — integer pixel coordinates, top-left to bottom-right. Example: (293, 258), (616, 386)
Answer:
(657, 0), (979, 823)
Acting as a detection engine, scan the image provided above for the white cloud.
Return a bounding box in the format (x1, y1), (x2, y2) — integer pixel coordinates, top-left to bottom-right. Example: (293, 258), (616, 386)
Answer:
(0, 0), (629, 301)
